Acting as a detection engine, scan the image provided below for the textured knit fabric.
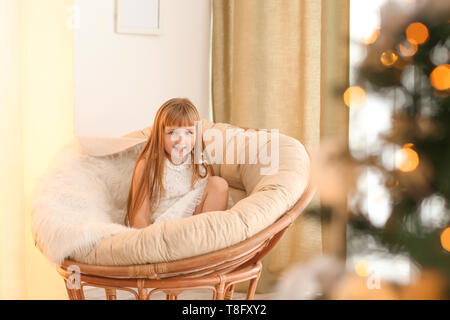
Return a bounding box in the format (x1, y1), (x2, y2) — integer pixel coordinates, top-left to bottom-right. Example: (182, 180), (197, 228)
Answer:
(151, 155), (234, 224)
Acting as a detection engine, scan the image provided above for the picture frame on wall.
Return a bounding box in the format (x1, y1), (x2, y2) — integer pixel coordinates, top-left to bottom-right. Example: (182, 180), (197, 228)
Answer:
(115, 0), (162, 36)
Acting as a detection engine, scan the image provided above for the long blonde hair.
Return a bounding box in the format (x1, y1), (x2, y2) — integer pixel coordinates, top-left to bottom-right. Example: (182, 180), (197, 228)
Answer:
(124, 98), (211, 227)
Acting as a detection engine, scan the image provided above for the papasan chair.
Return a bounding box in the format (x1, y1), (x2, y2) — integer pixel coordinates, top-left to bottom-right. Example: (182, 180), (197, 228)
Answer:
(31, 119), (314, 300)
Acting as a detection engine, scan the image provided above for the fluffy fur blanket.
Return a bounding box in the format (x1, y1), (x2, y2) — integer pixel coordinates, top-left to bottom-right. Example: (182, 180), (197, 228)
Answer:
(31, 138), (141, 264)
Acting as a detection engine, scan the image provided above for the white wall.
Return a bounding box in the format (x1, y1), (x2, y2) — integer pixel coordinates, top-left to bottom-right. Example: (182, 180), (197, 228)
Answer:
(74, 0), (212, 137)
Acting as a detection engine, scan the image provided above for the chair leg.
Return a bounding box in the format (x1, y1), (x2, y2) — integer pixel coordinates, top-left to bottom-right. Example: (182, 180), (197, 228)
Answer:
(137, 279), (148, 300)
(215, 290), (225, 300)
(224, 284), (235, 300)
(105, 288), (117, 300)
(138, 288), (148, 300)
(215, 275), (227, 300)
(64, 282), (74, 300)
(66, 288), (85, 300)
(64, 280), (85, 300)
(65, 287), (74, 300)
(246, 277), (259, 300)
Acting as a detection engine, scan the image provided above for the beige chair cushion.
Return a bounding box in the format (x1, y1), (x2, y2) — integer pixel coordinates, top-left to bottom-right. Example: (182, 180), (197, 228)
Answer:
(68, 119), (310, 265)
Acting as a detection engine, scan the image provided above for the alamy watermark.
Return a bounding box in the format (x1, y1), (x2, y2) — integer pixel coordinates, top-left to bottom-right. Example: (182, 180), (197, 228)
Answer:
(66, 5), (80, 30)
(168, 121), (280, 175)
(366, 270), (381, 290)
(66, 264), (81, 290)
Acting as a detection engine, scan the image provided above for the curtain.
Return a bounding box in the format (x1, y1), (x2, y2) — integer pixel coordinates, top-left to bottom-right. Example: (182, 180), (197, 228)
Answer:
(0, 0), (74, 299)
(0, 0), (23, 300)
(212, 0), (349, 293)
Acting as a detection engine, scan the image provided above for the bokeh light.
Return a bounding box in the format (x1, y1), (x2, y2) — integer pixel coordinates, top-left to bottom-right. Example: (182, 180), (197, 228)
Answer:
(380, 50), (398, 67)
(420, 195), (449, 229)
(399, 41), (418, 57)
(403, 143), (414, 148)
(441, 227), (450, 252)
(355, 260), (371, 277)
(344, 86), (366, 108)
(395, 145), (419, 172)
(406, 22), (429, 45)
(362, 29), (380, 45)
(430, 64), (450, 91)
(430, 45), (449, 66)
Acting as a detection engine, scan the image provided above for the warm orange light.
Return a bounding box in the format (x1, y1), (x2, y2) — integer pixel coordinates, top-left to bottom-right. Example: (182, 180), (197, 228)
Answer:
(362, 29), (380, 45)
(399, 41), (418, 57)
(406, 22), (429, 45)
(343, 86), (366, 108)
(441, 227), (450, 252)
(380, 50), (398, 67)
(355, 260), (371, 277)
(430, 64), (450, 91)
(395, 146), (419, 172)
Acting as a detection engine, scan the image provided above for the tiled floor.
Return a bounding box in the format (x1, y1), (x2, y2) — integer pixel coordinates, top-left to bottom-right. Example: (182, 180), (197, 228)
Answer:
(83, 286), (274, 300)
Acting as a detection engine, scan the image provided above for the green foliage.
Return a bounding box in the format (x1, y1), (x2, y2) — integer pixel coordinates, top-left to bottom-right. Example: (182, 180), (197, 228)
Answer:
(351, 5), (450, 282)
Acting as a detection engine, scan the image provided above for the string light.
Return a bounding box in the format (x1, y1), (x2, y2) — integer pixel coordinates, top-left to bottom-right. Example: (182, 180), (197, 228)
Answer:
(395, 144), (419, 172)
(343, 86), (366, 108)
(403, 143), (414, 148)
(399, 41), (418, 57)
(441, 227), (450, 252)
(380, 50), (398, 67)
(362, 29), (380, 45)
(355, 260), (371, 277)
(430, 64), (450, 91)
(406, 22), (429, 45)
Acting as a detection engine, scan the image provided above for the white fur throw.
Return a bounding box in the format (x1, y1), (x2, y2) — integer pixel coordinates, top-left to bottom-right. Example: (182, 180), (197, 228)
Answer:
(31, 138), (141, 265)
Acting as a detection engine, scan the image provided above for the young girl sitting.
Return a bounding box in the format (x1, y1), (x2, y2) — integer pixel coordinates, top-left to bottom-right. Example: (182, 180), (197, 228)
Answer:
(124, 97), (233, 229)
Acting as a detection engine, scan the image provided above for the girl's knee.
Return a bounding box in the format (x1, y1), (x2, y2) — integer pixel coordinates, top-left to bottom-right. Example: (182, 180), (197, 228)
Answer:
(207, 176), (228, 193)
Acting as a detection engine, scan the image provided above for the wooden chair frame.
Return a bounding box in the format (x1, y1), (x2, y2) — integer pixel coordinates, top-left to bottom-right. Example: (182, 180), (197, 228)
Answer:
(56, 182), (315, 300)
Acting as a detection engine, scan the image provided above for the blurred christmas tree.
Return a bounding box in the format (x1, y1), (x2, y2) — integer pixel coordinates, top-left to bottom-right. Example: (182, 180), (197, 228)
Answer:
(310, 0), (450, 299)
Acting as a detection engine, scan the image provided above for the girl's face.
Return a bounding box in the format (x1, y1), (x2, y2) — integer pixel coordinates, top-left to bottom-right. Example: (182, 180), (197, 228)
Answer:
(164, 125), (195, 162)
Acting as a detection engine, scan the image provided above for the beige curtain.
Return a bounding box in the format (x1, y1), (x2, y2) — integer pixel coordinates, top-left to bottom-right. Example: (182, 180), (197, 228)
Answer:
(212, 0), (349, 293)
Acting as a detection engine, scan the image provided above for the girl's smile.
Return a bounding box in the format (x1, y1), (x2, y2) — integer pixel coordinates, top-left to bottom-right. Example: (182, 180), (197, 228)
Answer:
(164, 126), (195, 160)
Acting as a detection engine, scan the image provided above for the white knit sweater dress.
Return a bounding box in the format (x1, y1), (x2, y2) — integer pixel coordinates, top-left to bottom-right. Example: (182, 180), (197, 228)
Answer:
(150, 156), (234, 224)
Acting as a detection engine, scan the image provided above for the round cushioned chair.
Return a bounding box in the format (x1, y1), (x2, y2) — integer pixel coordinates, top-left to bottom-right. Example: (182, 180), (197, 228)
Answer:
(31, 119), (314, 300)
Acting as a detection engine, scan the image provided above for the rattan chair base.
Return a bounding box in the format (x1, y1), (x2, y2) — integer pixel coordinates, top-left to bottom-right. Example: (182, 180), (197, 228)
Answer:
(57, 261), (262, 300)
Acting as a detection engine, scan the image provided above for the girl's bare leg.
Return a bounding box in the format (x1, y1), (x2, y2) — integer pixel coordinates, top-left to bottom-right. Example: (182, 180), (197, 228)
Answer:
(193, 176), (229, 215)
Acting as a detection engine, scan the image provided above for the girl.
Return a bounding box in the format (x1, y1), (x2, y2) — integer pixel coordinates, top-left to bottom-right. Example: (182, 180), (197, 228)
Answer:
(124, 98), (232, 228)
